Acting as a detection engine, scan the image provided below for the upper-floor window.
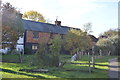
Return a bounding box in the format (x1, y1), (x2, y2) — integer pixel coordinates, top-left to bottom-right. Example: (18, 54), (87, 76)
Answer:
(33, 31), (39, 39)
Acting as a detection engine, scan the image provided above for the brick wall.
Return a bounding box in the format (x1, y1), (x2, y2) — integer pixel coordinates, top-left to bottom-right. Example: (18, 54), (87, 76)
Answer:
(26, 30), (51, 43)
(26, 30), (63, 43)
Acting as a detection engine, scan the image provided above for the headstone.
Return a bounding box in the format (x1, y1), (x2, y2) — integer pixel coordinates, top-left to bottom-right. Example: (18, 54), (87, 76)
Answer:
(59, 61), (66, 67)
(108, 51), (111, 56)
(71, 54), (77, 62)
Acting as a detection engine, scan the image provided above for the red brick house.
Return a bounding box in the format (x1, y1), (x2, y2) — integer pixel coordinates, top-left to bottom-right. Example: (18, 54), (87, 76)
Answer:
(1, 13), (98, 54)
(21, 19), (98, 54)
(22, 19), (71, 54)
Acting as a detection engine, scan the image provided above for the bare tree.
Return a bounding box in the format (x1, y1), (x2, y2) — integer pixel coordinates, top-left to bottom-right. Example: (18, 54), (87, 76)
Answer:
(83, 22), (92, 34)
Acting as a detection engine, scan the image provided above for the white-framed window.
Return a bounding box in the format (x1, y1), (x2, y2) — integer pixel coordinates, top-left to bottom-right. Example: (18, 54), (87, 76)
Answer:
(32, 45), (38, 50)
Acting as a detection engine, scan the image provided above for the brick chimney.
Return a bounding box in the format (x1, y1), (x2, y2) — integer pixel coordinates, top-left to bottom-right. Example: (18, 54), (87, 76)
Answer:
(17, 12), (23, 19)
(55, 19), (61, 26)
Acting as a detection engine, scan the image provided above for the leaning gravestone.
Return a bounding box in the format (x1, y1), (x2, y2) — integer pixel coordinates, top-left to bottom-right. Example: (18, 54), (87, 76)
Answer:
(71, 54), (77, 62)
(108, 51), (111, 56)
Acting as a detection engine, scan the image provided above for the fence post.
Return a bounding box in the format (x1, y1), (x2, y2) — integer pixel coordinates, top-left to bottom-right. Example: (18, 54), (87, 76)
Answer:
(88, 52), (91, 73)
(92, 46), (95, 68)
(99, 49), (102, 56)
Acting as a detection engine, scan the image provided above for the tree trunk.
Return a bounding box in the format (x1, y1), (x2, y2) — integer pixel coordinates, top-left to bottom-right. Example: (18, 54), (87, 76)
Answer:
(76, 49), (80, 60)
(18, 49), (22, 63)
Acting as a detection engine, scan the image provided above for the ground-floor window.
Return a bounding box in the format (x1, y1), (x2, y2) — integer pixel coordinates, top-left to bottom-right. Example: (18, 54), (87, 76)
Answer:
(32, 45), (38, 50)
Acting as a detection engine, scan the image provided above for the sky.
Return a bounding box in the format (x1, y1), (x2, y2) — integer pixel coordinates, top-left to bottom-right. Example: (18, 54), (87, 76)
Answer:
(2, 0), (119, 37)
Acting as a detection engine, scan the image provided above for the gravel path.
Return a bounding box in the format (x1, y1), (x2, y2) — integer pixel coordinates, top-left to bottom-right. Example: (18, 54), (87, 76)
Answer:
(108, 58), (120, 78)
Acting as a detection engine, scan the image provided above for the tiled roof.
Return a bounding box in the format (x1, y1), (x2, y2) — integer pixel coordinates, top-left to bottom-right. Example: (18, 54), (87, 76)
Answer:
(89, 35), (98, 42)
(22, 20), (70, 34)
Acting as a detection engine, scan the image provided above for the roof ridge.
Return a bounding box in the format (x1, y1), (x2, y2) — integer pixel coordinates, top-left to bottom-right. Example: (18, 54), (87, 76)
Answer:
(22, 19), (71, 28)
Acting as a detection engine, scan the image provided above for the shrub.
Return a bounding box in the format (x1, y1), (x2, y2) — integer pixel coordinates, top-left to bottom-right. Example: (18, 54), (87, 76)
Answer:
(10, 49), (19, 54)
(33, 43), (51, 67)
(49, 35), (62, 67)
(33, 35), (62, 67)
(24, 47), (31, 54)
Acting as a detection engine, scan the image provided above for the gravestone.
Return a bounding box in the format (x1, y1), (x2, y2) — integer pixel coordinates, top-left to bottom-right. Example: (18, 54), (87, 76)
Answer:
(59, 61), (66, 67)
(71, 54), (77, 62)
(108, 51), (111, 56)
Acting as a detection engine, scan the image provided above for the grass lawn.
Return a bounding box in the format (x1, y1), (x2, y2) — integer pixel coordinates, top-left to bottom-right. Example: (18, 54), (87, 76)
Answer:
(1, 54), (119, 78)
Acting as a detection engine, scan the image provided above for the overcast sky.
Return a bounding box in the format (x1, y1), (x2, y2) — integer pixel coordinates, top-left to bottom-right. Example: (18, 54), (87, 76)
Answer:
(3, 0), (119, 37)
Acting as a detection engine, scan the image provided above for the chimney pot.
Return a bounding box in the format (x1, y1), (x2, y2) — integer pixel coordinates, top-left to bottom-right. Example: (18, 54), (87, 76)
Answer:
(55, 21), (61, 26)
(17, 12), (23, 19)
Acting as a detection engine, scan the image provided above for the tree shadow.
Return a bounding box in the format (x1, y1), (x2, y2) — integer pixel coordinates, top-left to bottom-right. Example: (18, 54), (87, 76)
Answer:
(108, 70), (119, 78)
(1, 68), (45, 78)
(70, 62), (109, 66)
(2, 60), (20, 63)
(109, 66), (120, 68)
(95, 63), (109, 66)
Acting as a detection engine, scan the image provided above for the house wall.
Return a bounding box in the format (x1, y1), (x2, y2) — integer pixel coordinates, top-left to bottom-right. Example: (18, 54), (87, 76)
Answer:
(26, 30), (62, 43)
(25, 30), (61, 54)
(24, 42), (38, 54)
(26, 30), (51, 43)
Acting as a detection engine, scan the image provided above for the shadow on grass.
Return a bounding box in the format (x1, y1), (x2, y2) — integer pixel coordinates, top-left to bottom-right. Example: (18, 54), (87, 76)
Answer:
(2, 58), (20, 63)
(70, 62), (109, 66)
(95, 64), (120, 68)
(1, 68), (45, 78)
(2, 61), (20, 63)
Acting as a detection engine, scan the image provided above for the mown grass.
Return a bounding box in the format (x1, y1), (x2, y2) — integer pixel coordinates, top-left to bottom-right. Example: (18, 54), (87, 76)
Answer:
(1, 54), (119, 78)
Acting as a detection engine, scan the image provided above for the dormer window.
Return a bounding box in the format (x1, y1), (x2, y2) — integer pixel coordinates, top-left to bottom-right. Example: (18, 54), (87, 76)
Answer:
(33, 31), (39, 39)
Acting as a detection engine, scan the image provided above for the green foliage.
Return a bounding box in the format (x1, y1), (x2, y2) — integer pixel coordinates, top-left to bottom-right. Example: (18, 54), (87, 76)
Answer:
(97, 29), (119, 55)
(23, 10), (46, 23)
(10, 49), (19, 54)
(63, 29), (92, 55)
(49, 35), (62, 54)
(49, 35), (62, 67)
(24, 47), (31, 54)
(34, 43), (51, 67)
(34, 35), (62, 67)
(2, 2), (24, 49)
(101, 29), (118, 37)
